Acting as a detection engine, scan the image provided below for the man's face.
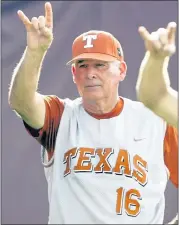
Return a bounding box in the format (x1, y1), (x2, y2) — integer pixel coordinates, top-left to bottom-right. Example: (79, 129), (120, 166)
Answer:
(72, 59), (126, 101)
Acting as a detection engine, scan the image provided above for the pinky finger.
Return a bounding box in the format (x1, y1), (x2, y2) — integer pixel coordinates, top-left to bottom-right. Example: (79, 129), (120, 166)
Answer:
(167, 22), (177, 44)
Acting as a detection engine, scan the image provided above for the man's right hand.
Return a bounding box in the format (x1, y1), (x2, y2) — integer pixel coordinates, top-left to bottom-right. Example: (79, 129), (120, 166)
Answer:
(9, 2), (54, 129)
(17, 2), (53, 52)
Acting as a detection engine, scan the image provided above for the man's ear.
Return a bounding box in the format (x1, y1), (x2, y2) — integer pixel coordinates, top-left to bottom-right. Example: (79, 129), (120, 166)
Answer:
(71, 64), (76, 83)
(119, 61), (127, 81)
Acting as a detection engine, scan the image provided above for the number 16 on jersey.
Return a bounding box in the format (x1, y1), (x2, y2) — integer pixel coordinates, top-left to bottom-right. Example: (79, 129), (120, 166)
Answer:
(116, 187), (142, 217)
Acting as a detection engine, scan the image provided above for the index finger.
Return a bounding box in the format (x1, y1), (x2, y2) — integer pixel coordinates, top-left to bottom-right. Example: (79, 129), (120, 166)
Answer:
(45, 2), (53, 29)
(17, 10), (31, 31)
(138, 26), (151, 41)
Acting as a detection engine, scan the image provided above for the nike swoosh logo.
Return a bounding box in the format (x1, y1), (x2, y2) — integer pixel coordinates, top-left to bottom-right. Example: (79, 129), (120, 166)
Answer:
(134, 138), (146, 141)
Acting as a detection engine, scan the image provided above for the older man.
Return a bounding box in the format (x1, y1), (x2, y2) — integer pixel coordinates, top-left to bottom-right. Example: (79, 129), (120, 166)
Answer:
(9, 2), (177, 224)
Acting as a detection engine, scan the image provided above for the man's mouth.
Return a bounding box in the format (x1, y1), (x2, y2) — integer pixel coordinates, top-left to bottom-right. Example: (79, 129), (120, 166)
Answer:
(85, 85), (101, 88)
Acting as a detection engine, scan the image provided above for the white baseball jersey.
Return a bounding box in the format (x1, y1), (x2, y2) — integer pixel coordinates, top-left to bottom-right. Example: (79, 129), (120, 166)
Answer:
(37, 96), (173, 224)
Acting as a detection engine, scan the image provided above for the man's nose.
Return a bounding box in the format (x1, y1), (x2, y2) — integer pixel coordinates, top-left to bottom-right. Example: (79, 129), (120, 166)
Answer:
(86, 67), (97, 79)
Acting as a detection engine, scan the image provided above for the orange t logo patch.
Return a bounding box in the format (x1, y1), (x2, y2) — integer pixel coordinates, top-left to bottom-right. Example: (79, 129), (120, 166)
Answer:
(83, 34), (97, 48)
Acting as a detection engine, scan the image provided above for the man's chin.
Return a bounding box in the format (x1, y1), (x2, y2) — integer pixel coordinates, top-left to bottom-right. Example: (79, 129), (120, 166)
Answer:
(82, 92), (104, 101)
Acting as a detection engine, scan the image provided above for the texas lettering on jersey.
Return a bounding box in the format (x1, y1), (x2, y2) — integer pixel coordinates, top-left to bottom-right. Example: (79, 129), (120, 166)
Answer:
(63, 147), (148, 217)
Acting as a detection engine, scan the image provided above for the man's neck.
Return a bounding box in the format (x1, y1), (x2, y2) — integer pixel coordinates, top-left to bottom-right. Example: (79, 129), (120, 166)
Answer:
(83, 96), (119, 115)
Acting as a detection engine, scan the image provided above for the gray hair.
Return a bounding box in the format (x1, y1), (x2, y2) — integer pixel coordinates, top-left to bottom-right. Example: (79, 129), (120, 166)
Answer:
(110, 60), (121, 67)
(71, 59), (121, 68)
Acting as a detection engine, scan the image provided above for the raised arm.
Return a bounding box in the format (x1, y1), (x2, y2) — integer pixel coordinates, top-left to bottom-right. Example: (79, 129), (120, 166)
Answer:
(8, 2), (53, 129)
(136, 22), (177, 128)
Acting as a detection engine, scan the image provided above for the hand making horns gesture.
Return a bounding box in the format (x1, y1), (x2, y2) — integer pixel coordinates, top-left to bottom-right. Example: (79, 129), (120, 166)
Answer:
(17, 2), (53, 51)
(138, 22), (177, 58)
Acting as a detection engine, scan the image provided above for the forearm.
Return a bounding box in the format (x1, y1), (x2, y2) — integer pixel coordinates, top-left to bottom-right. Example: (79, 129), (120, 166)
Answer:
(154, 88), (178, 127)
(136, 52), (177, 126)
(136, 51), (170, 104)
(9, 47), (47, 109)
(168, 214), (178, 224)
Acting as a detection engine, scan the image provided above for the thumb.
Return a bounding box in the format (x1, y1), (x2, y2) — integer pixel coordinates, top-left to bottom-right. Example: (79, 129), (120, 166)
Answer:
(40, 26), (53, 38)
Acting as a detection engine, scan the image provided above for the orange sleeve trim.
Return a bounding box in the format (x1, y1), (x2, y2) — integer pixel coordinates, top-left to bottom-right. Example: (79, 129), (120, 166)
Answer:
(39, 95), (64, 161)
(164, 124), (178, 187)
(24, 95), (64, 162)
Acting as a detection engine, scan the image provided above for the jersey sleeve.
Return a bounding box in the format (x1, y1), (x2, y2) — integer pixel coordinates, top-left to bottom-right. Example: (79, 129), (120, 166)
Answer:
(23, 95), (64, 162)
(164, 124), (178, 188)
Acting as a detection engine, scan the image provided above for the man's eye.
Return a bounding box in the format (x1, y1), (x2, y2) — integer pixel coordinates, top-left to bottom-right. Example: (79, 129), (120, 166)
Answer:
(79, 64), (87, 68)
(96, 64), (105, 67)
